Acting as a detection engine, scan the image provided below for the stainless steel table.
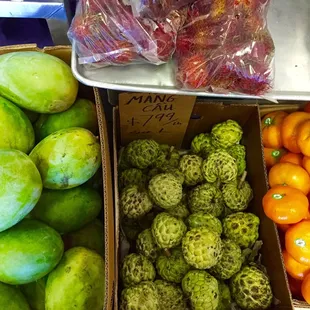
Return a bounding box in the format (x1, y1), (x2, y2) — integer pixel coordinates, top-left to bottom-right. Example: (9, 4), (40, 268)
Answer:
(0, 0), (72, 44)
(71, 0), (310, 101)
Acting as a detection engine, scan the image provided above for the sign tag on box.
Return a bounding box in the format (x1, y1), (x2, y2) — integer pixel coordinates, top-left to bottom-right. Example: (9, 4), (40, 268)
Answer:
(119, 92), (196, 148)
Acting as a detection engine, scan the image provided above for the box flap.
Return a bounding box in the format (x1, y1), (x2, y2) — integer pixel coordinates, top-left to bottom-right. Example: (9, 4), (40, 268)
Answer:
(0, 45), (114, 310)
(95, 90), (115, 310)
(0, 44), (72, 65)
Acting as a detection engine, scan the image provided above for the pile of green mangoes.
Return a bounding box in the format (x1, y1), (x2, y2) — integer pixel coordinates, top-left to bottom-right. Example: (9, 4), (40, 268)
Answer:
(0, 51), (105, 310)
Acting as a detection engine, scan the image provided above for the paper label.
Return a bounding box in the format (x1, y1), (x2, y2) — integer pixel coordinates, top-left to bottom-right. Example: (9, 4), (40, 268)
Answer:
(119, 93), (196, 147)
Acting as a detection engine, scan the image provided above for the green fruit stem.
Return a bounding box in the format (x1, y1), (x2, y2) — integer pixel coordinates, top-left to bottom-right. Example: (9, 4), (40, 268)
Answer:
(164, 249), (171, 257)
(238, 171), (247, 189)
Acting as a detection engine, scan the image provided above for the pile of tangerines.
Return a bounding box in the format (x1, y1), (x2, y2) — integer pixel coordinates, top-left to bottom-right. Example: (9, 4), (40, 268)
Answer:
(262, 104), (310, 304)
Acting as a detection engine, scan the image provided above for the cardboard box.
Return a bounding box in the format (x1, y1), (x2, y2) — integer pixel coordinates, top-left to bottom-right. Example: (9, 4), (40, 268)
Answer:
(0, 45), (115, 310)
(113, 97), (294, 309)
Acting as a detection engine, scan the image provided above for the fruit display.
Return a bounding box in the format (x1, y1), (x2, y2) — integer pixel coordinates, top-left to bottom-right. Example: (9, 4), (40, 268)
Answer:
(262, 106), (310, 305)
(0, 51), (105, 309)
(118, 119), (275, 309)
(68, 0), (274, 96)
(176, 0), (274, 95)
(0, 52), (78, 113)
(68, 0), (186, 67)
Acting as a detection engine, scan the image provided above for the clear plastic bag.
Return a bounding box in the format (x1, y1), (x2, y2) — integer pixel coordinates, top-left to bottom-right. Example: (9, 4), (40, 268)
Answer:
(176, 0), (275, 96)
(68, 0), (187, 67)
(130, 0), (193, 20)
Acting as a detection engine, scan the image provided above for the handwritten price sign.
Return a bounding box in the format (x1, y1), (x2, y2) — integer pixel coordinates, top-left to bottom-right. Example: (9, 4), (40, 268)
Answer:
(119, 93), (196, 147)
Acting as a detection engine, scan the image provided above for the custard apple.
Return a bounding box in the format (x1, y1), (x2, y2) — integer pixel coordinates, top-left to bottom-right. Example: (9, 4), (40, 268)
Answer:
(227, 144), (246, 176)
(211, 120), (243, 149)
(161, 167), (184, 185)
(154, 280), (187, 310)
(120, 185), (153, 219)
(148, 173), (183, 209)
(182, 227), (222, 269)
(121, 253), (156, 287)
(167, 194), (190, 220)
(182, 270), (219, 310)
(188, 183), (224, 217)
(187, 212), (222, 235)
(202, 150), (238, 184)
(209, 239), (243, 280)
(119, 147), (131, 171)
(191, 133), (215, 158)
(119, 168), (147, 189)
(223, 212), (260, 249)
(120, 281), (159, 310)
(222, 178), (253, 212)
(136, 228), (160, 263)
(152, 213), (187, 249)
(126, 139), (160, 169)
(218, 282), (231, 310)
(121, 218), (142, 240)
(230, 265), (273, 310)
(156, 247), (191, 283)
(179, 155), (204, 186)
(153, 145), (180, 169)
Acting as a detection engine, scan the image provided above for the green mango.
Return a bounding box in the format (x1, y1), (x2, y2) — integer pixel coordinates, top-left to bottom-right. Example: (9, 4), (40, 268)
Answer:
(0, 51), (78, 113)
(0, 219), (64, 285)
(0, 96), (34, 153)
(63, 219), (105, 256)
(32, 186), (102, 234)
(35, 98), (98, 141)
(29, 127), (101, 189)
(46, 247), (105, 310)
(0, 282), (30, 310)
(0, 149), (42, 232)
(20, 277), (47, 310)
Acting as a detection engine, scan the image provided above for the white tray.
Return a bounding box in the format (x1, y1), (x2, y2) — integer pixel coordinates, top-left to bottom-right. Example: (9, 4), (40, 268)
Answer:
(71, 0), (310, 101)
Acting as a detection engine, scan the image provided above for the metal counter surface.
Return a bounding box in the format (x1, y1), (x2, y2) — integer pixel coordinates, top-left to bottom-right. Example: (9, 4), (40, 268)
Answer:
(71, 0), (310, 100)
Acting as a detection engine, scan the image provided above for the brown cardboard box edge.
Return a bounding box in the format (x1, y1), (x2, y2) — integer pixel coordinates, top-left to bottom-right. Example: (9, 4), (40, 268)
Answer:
(0, 44), (115, 310)
(113, 100), (294, 309)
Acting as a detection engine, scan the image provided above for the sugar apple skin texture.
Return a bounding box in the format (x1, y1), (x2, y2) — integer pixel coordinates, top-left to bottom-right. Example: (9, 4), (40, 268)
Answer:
(188, 183), (224, 217)
(223, 212), (260, 249)
(182, 270), (219, 310)
(187, 212), (222, 235)
(121, 253), (155, 287)
(230, 265), (273, 310)
(136, 228), (160, 263)
(179, 155), (204, 186)
(156, 247), (190, 283)
(154, 280), (187, 310)
(148, 173), (182, 209)
(120, 281), (159, 310)
(202, 150), (238, 184)
(211, 120), (243, 149)
(126, 139), (160, 169)
(120, 185), (153, 219)
(191, 133), (214, 158)
(182, 227), (222, 269)
(152, 213), (187, 250)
